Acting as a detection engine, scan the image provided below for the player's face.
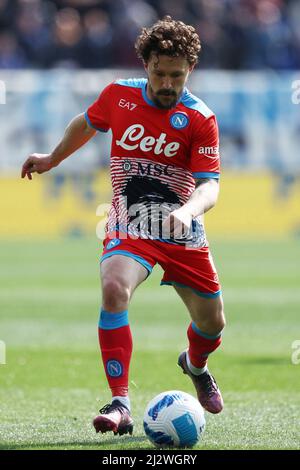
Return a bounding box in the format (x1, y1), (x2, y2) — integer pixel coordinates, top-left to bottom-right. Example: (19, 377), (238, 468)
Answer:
(145, 54), (193, 109)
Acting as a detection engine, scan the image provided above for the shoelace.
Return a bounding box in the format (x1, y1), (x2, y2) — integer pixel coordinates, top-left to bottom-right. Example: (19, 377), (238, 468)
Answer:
(198, 373), (218, 396)
(99, 402), (127, 415)
(99, 403), (115, 414)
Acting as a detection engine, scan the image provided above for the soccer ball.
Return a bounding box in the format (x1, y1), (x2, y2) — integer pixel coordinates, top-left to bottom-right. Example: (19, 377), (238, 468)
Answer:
(143, 390), (205, 448)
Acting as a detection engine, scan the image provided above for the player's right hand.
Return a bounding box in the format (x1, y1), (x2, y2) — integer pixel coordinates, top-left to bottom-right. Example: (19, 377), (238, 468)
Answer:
(21, 153), (54, 180)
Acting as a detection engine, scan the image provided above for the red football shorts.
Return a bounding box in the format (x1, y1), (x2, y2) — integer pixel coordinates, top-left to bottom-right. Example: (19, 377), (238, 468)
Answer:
(101, 235), (221, 298)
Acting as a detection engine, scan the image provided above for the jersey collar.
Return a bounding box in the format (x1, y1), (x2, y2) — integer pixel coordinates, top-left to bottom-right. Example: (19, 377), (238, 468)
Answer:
(142, 80), (185, 108)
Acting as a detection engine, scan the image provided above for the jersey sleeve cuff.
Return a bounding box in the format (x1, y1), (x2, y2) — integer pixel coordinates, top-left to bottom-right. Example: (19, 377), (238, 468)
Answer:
(192, 172), (220, 179)
(84, 111), (109, 133)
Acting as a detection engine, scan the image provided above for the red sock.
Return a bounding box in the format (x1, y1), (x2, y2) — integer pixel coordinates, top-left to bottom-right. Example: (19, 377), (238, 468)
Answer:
(98, 309), (132, 397)
(187, 322), (222, 369)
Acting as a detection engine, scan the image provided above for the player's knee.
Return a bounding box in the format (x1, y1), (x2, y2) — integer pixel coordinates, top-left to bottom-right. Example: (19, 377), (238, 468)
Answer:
(215, 302), (226, 332)
(215, 315), (226, 333)
(194, 299), (225, 334)
(102, 278), (131, 311)
(199, 317), (225, 336)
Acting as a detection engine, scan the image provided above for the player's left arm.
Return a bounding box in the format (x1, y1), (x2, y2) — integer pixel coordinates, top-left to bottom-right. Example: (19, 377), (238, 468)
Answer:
(184, 176), (219, 215)
(164, 112), (220, 238)
(163, 178), (219, 238)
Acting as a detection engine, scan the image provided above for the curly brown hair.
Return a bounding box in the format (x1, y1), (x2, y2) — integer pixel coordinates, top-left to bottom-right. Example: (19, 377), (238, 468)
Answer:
(135, 16), (201, 66)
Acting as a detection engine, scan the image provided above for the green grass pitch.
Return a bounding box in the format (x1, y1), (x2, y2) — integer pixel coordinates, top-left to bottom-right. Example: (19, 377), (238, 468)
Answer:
(0, 238), (299, 450)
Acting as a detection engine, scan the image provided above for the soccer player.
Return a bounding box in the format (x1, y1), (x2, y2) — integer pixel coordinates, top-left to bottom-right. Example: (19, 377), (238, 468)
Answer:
(21, 16), (226, 437)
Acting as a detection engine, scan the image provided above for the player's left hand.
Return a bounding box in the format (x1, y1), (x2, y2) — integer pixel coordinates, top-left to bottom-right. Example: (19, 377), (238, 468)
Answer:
(162, 208), (193, 239)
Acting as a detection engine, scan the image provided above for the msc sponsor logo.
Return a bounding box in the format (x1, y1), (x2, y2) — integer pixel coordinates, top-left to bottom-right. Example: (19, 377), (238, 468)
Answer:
(116, 124), (180, 157)
(137, 162), (176, 177)
(121, 160), (176, 177)
(198, 146), (219, 158)
(106, 360), (123, 377)
(170, 112), (189, 129)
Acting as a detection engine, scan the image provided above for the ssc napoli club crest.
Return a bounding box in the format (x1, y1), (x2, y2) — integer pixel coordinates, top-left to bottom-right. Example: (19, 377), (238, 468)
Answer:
(106, 239), (121, 250)
(106, 360), (123, 377)
(170, 112), (189, 129)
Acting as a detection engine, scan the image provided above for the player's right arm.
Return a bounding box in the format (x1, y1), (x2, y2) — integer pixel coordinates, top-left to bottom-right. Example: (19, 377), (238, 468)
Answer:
(21, 113), (96, 180)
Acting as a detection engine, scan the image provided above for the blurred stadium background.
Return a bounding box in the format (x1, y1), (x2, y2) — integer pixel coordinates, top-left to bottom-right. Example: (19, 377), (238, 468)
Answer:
(0, 0), (300, 450)
(1, 0), (300, 237)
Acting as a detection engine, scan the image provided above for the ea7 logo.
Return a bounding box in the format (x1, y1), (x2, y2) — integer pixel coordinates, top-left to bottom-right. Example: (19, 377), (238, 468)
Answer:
(119, 99), (137, 111)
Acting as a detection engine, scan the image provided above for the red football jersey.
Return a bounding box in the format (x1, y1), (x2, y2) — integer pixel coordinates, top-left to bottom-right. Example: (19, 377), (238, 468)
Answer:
(85, 78), (220, 246)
